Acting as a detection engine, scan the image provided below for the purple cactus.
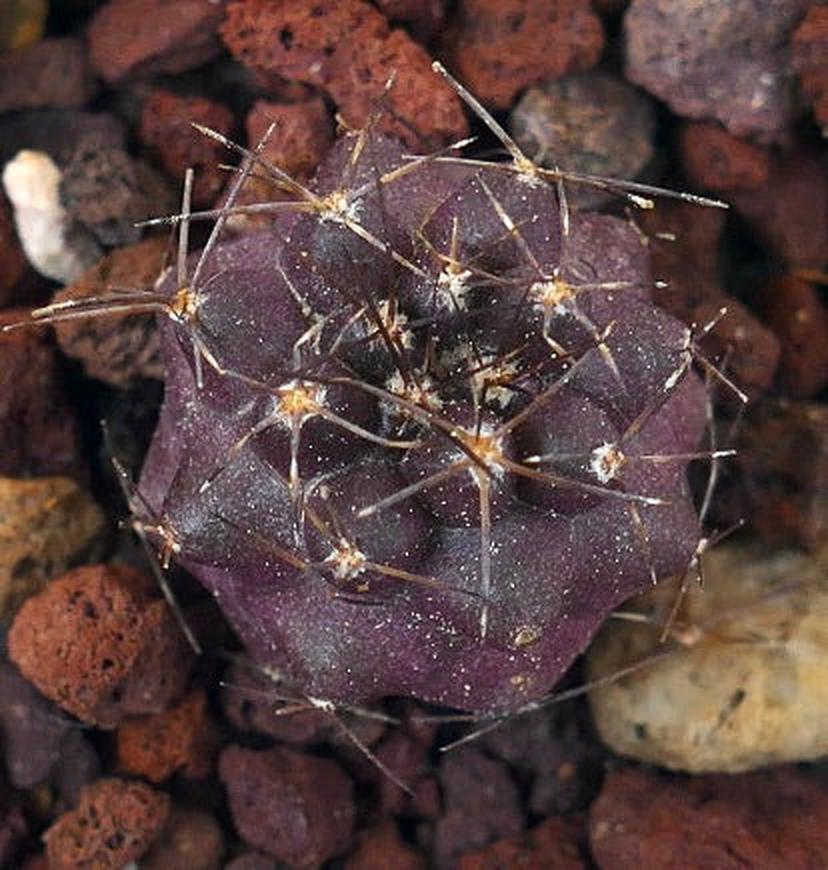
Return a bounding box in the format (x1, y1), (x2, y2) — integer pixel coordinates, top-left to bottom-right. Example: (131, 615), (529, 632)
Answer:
(22, 72), (721, 716)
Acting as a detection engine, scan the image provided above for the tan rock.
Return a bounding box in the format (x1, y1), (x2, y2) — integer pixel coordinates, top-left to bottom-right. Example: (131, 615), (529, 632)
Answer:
(586, 542), (828, 773)
(0, 476), (107, 620)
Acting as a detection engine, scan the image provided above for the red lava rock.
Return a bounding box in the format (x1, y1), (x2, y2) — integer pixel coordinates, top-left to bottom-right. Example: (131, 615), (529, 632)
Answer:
(60, 141), (175, 248)
(375, 0), (445, 42)
(44, 777), (171, 870)
(509, 72), (655, 209)
(220, 662), (331, 743)
(0, 308), (83, 480)
(221, 0), (468, 150)
(434, 747), (525, 868)
(446, 0), (604, 109)
(734, 398), (828, 551)
(731, 149), (828, 271)
(679, 121), (771, 192)
(219, 744), (355, 868)
(117, 687), (220, 783)
(246, 97), (334, 181)
(792, 4), (828, 136)
(51, 236), (166, 387)
(87, 0), (225, 85)
(590, 766), (828, 869)
(694, 296), (781, 401)
(139, 89), (235, 208)
(0, 193), (27, 306)
(625, 0), (811, 143)
(0, 37), (96, 113)
(458, 815), (586, 870)
(757, 273), (828, 397)
(7, 564), (195, 728)
(142, 807), (225, 870)
(345, 821), (426, 870)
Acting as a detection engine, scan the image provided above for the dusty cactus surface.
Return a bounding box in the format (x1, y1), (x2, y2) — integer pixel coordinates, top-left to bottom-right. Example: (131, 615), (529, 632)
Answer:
(134, 120), (708, 714)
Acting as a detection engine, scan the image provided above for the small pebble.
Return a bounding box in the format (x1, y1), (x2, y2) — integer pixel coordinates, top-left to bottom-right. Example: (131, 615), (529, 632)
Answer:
(510, 72), (655, 209)
(679, 121), (771, 191)
(447, 0), (604, 109)
(458, 816), (586, 870)
(0, 0), (47, 52)
(219, 744), (355, 868)
(345, 821), (426, 870)
(44, 777), (170, 870)
(139, 89), (234, 208)
(60, 141), (174, 248)
(142, 807), (225, 870)
(734, 399), (828, 551)
(0, 37), (96, 114)
(2, 149), (100, 282)
(0, 476), (105, 621)
(117, 687), (220, 783)
(8, 564), (194, 727)
(590, 766), (828, 868)
(52, 236), (167, 386)
(731, 148), (827, 271)
(87, 0), (225, 84)
(757, 273), (828, 398)
(434, 747), (524, 868)
(587, 542), (828, 772)
(625, 0), (810, 142)
(792, 4), (828, 137)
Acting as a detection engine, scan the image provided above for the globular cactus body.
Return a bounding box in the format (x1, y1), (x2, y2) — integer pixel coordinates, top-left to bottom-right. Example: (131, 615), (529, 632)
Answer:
(135, 123), (708, 714)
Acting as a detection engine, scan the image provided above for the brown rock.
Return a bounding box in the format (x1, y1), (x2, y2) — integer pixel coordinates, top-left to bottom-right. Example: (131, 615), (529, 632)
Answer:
(694, 296), (781, 400)
(459, 816), (586, 870)
(0, 309), (85, 479)
(734, 398), (828, 550)
(590, 767), (828, 869)
(8, 564), (194, 727)
(87, 0), (225, 84)
(0, 37), (96, 113)
(140, 90), (235, 208)
(219, 744), (355, 868)
(60, 142), (175, 248)
(792, 4), (828, 136)
(731, 149), (827, 271)
(446, 0), (604, 109)
(0, 0), (47, 52)
(510, 72), (656, 209)
(143, 808), (224, 870)
(679, 121), (771, 191)
(757, 273), (828, 397)
(221, 0), (468, 149)
(44, 777), (170, 870)
(0, 476), (106, 620)
(434, 747), (525, 868)
(247, 98), (334, 181)
(117, 688), (219, 783)
(625, 0), (810, 143)
(375, 731), (440, 819)
(52, 236), (166, 386)
(346, 821), (425, 870)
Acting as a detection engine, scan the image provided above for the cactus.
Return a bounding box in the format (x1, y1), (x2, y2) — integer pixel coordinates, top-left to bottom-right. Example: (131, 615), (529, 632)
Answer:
(16, 67), (731, 716)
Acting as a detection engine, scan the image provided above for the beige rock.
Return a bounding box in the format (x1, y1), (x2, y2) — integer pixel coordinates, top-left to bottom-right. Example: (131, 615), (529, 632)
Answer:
(586, 541), (828, 773)
(0, 476), (107, 621)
